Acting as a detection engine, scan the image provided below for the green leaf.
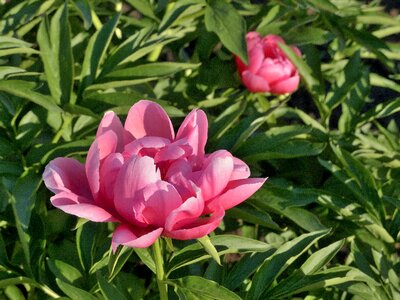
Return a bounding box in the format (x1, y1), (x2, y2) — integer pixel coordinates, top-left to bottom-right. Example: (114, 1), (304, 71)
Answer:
(169, 276), (242, 300)
(265, 266), (378, 299)
(80, 14), (120, 92)
(326, 52), (363, 110)
(235, 125), (326, 162)
(306, 0), (338, 13)
(12, 169), (41, 230)
(97, 272), (127, 300)
(76, 222), (97, 271)
(56, 279), (98, 300)
(286, 27), (334, 45)
(246, 230), (329, 300)
(37, 3), (74, 104)
(133, 248), (156, 274)
(205, 0), (247, 64)
(370, 73), (400, 93)
(361, 97), (400, 123)
(158, 0), (204, 32)
(168, 235), (273, 274)
(105, 62), (200, 79)
(0, 80), (62, 112)
(223, 251), (273, 290)
(108, 247), (136, 280)
(126, 0), (159, 21)
(47, 259), (83, 285)
(279, 43), (326, 114)
(197, 236), (221, 265)
(73, 0), (92, 29)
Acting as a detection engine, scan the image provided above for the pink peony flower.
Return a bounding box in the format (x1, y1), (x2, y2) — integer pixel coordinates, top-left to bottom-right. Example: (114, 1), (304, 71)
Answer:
(43, 100), (266, 250)
(236, 32), (301, 94)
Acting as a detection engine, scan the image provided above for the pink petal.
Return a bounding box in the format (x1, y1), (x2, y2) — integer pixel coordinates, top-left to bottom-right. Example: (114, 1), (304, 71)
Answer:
(257, 64), (286, 85)
(96, 111), (125, 151)
(165, 195), (204, 232)
(86, 130), (118, 199)
(43, 157), (91, 199)
(176, 109), (208, 162)
(230, 157), (250, 180)
(241, 70), (270, 93)
(196, 150), (234, 201)
(246, 31), (262, 50)
(270, 75), (300, 94)
(207, 178), (267, 211)
(248, 44), (265, 73)
(98, 153), (124, 209)
(138, 181), (183, 227)
(124, 100), (174, 141)
(51, 192), (116, 222)
(165, 205), (225, 240)
(112, 224), (163, 251)
(113, 156), (160, 223)
(123, 136), (170, 158)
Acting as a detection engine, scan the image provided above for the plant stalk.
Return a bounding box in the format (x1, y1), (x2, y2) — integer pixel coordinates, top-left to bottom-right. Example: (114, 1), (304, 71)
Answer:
(152, 239), (168, 300)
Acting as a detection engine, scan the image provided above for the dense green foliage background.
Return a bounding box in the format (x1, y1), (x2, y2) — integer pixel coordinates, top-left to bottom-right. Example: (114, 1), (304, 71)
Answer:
(0, 0), (399, 299)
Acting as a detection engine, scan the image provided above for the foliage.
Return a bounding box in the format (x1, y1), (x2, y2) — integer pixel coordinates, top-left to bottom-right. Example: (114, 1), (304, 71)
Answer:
(0, 0), (399, 299)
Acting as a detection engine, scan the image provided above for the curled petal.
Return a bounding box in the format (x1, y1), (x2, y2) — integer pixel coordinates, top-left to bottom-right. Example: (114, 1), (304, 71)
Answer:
(51, 192), (116, 222)
(197, 150), (234, 201)
(241, 71), (270, 93)
(96, 111), (125, 151)
(86, 130), (118, 199)
(136, 181), (183, 227)
(165, 205), (225, 240)
(207, 178), (267, 211)
(176, 109), (208, 163)
(123, 136), (170, 158)
(114, 156), (160, 223)
(124, 100), (174, 141)
(165, 195), (204, 232)
(112, 224), (163, 252)
(270, 75), (300, 94)
(230, 157), (250, 181)
(43, 157), (91, 199)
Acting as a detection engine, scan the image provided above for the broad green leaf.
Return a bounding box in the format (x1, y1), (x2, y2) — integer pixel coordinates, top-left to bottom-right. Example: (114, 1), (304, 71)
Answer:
(330, 144), (385, 222)
(76, 222), (97, 271)
(265, 266), (379, 299)
(47, 259), (83, 285)
(56, 279), (98, 300)
(86, 77), (158, 90)
(97, 272), (127, 300)
(12, 169), (41, 230)
(197, 235), (221, 265)
(126, 0), (159, 21)
(158, 0), (204, 32)
(168, 235), (273, 274)
(73, 0), (92, 29)
(169, 276), (242, 300)
(286, 27), (334, 45)
(306, 0), (338, 13)
(108, 247), (136, 280)
(205, 0), (247, 64)
(80, 14), (120, 91)
(300, 240), (345, 274)
(226, 204), (282, 231)
(37, 3), (74, 104)
(246, 230), (329, 300)
(105, 62), (200, 79)
(361, 97), (400, 123)
(223, 251), (273, 290)
(0, 80), (62, 112)
(235, 125), (326, 161)
(326, 52), (363, 110)
(279, 43), (326, 115)
(132, 248), (156, 275)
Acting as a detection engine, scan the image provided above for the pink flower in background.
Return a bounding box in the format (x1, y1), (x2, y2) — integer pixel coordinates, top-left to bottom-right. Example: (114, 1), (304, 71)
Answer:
(43, 100), (266, 250)
(236, 32), (301, 94)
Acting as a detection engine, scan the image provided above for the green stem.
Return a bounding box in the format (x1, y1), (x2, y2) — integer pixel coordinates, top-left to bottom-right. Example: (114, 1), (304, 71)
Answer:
(152, 239), (168, 300)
